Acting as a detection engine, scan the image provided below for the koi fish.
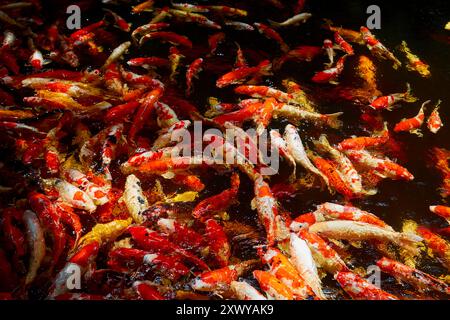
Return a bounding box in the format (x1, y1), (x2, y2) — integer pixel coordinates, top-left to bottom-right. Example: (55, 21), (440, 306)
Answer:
(337, 124), (388, 150)
(335, 271), (398, 300)
(314, 135), (362, 195)
(216, 60), (272, 88)
(377, 257), (450, 295)
(310, 220), (422, 255)
(290, 233), (326, 299)
(429, 205), (450, 224)
(261, 247), (313, 299)
(268, 13), (312, 28)
(311, 155), (355, 199)
(51, 179), (97, 213)
(315, 202), (392, 230)
(191, 261), (256, 292)
(254, 174), (278, 245)
(231, 281), (267, 300)
(394, 100), (428, 135)
(344, 149), (414, 181)
(254, 270), (294, 300)
(312, 54), (347, 84)
(284, 124), (329, 184)
(122, 174), (149, 224)
(322, 39), (334, 67)
(23, 210), (46, 285)
(417, 226), (450, 271)
(185, 57), (203, 96)
(139, 31), (193, 48)
(334, 32), (354, 55)
(399, 41), (431, 78)
(297, 228), (349, 274)
(360, 26), (401, 69)
(427, 101), (443, 133)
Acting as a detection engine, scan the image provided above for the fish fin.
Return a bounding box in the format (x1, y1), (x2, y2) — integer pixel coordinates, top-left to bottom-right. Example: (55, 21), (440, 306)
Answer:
(403, 82), (417, 103)
(395, 232), (423, 256)
(267, 19), (281, 28)
(324, 112), (343, 129)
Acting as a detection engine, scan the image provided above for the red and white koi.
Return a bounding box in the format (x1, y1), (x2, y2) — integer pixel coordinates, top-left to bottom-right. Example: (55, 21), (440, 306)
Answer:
(417, 226), (450, 271)
(131, 22), (170, 42)
(429, 205), (450, 224)
(427, 101), (443, 134)
(335, 271), (398, 300)
(334, 32), (354, 55)
(152, 119), (190, 150)
(128, 225), (208, 270)
(297, 228), (349, 274)
(315, 202), (392, 230)
(191, 261), (256, 292)
(360, 26), (401, 68)
(122, 146), (182, 171)
(234, 85), (292, 103)
(337, 124), (388, 150)
(108, 247), (190, 281)
(139, 31), (193, 48)
(48, 241), (99, 298)
(216, 60), (272, 88)
(155, 102), (179, 128)
(51, 179), (97, 213)
(127, 57), (170, 69)
(185, 57), (203, 96)
(314, 135), (362, 195)
(254, 174), (278, 245)
(377, 257), (450, 295)
(311, 54), (347, 84)
(270, 130), (296, 181)
(344, 149), (414, 181)
(394, 100), (427, 135)
(64, 169), (109, 206)
(323, 39), (334, 67)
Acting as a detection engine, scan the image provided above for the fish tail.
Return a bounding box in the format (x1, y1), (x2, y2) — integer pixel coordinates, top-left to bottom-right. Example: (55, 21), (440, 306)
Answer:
(273, 56), (287, 70)
(259, 62), (273, 76)
(267, 19), (281, 28)
(313, 134), (332, 153)
(395, 232), (423, 256)
(403, 83), (417, 102)
(324, 112), (343, 129)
